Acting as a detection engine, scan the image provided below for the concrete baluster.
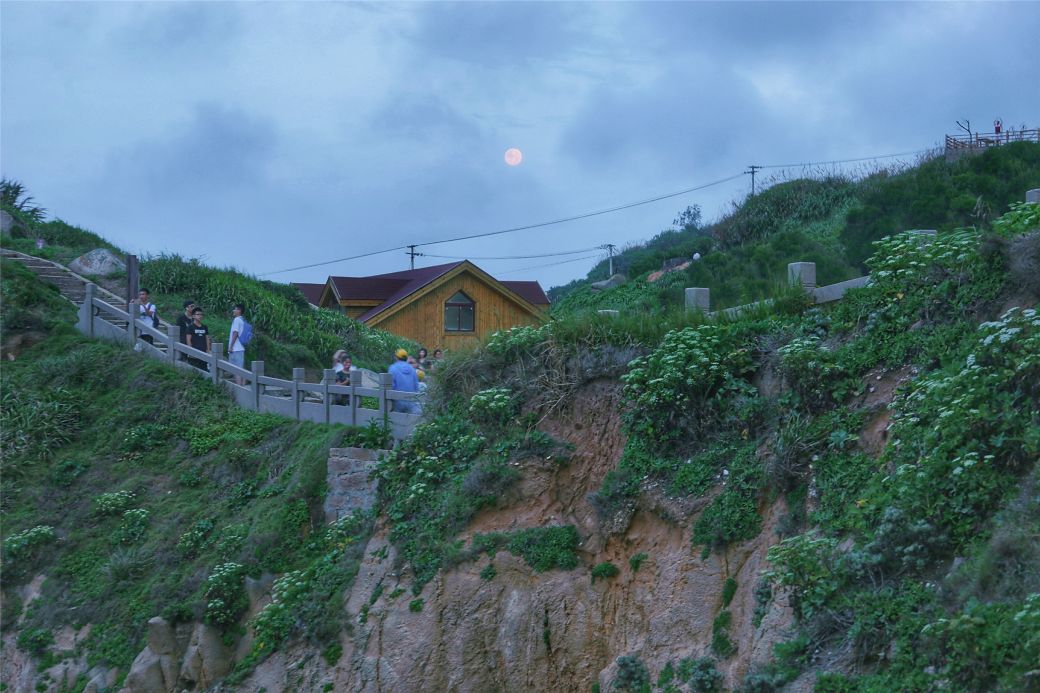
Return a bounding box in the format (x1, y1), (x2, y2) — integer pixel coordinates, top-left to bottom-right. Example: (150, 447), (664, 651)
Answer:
(252, 361), (265, 411)
(81, 283), (96, 337)
(685, 287), (710, 313)
(292, 368), (305, 420)
(787, 262), (817, 290)
(210, 342), (224, 385)
(1025, 189), (1039, 204)
(166, 324), (179, 364)
(379, 372), (392, 418)
(323, 368), (335, 424)
(349, 375), (359, 427)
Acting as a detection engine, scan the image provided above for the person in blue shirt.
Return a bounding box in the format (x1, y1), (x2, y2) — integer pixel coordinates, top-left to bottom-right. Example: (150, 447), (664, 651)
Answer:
(388, 348), (419, 413)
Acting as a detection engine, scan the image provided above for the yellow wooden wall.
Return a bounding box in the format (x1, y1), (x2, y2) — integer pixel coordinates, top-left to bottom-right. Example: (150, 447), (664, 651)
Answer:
(370, 271), (544, 352)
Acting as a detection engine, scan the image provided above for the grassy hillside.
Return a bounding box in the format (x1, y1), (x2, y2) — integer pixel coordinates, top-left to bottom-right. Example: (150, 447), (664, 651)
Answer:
(0, 258), (384, 681)
(415, 201), (1040, 690)
(551, 143), (1040, 313)
(0, 191), (413, 376)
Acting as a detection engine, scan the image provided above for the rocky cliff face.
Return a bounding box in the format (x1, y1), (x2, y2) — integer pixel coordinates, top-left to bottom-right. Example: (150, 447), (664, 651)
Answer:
(235, 380), (796, 692)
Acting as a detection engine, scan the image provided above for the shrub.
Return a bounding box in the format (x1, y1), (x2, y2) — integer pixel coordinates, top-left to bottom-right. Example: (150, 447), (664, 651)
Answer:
(92, 491), (136, 516)
(204, 562), (247, 627)
(117, 509), (150, 544)
(3, 525), (57, 562)
(612, 654), (650, 692)
(177, 520), (215, 557)
(628, 553), (648, 572)
(711, 610), (736, 658)
(0, 387), (80, 468)
(16, 627), (53, 655)
(678, 657), (723, 693)
(479, 563), (496, 581)
(591, 562), (620, 582)
(765, 532), (848, 622)
(408, 598), (424, 613)
(722, 577), (738, 607)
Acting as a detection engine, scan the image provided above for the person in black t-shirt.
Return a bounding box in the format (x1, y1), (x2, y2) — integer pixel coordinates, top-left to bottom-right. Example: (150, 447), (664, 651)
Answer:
(176, 300), (196, 360)
(187, 307), (211, 371)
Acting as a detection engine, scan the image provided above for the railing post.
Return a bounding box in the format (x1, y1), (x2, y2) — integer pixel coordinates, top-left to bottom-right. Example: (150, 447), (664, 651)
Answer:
(80, 283), (96, 337)
(252, 361), (265, 411)
(1027, 189), (1040, 204)
(787, 262), (817, 290)
(349, 376), (358, 426)
(379, 373), (392, 418)
(166, 324), (179, 364)
(128, 305), (138, 347)
(685, 287), (710, 313)
(322, 368), (335, 424)
(210, 343), (224, 384)
(292, 368), (305, 420)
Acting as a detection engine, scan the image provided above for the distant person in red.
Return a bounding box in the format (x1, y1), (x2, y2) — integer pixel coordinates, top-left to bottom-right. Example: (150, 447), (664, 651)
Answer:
(994, 118), (1002, 135)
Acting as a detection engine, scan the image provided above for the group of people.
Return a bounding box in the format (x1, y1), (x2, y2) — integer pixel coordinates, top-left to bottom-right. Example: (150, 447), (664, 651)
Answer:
(331, 346), (442, 414)
(133, 288), (437, 415)
(134, 290), (249, 376)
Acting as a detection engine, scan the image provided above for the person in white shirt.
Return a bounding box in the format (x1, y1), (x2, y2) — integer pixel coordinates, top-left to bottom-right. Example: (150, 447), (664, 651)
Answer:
(228, 303), (247, 383)
(135, 288), (158, 346)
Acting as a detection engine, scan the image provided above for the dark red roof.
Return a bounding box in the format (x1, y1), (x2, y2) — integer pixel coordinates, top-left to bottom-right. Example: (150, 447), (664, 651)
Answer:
(322, 261), (547, 322)
(501, 280), (550, 306)
(292, 282), (325, 306)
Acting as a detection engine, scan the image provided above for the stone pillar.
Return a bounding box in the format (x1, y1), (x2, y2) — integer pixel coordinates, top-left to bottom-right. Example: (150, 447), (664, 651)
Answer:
(787, 262), (817, 289)
(323, 368), (335, 424)
(379, 372), (392, 416)
(81, 283), (96, 337)
(166, 324), (179, 364)
(349, 376), (359, 426)
(252, 361), (265, 411)
(292, 368), (305, 419)
(210, 343), (223, 385)
(1026, 189), (1040, 203)
(685, 287), (710, 312)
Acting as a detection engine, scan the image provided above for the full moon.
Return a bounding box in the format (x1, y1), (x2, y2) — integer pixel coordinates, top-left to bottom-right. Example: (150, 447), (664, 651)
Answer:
(504, 148), (523, 166)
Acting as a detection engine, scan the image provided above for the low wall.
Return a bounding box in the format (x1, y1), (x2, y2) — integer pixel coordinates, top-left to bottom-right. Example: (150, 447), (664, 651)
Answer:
(76, 284), (422, 441)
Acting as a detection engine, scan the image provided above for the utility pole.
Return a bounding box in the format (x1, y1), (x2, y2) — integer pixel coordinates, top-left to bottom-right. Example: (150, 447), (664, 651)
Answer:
(406, 245), (423, 270)
(746, 165), (762, 197)
(604, 243), (617, 276)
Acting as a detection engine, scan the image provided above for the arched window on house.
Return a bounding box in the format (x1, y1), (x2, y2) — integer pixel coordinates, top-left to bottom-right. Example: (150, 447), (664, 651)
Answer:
(445, 291), (475, 332)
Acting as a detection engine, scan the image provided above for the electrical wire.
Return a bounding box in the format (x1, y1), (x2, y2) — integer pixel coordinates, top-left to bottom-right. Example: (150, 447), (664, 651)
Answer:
(497, 253), (605, 276)
(757, 147), (935, 170)
(259, 145), (937, 277)
(259, 172), (745, 276)
(419, 246), (604, 261)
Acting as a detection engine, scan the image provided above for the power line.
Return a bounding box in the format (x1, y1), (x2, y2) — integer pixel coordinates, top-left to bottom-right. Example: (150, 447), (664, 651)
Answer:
(259, 145), (938, 277)
(420, 246), (604, 261)
(258, 172), (746, 276)
(758, 147), (934, 170)
(497, 253), (605, 276)
(415, 172), (747, 249)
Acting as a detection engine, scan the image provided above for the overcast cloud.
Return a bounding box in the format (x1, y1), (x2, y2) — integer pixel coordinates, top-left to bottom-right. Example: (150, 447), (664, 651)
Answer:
(2, 1), (1037, 289)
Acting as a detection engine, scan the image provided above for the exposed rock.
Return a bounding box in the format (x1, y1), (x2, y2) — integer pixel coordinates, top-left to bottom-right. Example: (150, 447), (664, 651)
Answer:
(146, 617), (176, 656)
(68, 248), (125, 277)
(123, 646), (177, 693)
(1, 210), (17, 234)
(179, 623), (231, 690)
(325, 447), (382, 523)
(590, 274), (627, 291)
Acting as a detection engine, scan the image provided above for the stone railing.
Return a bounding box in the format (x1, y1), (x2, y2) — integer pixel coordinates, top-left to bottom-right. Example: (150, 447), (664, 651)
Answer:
(76, 283), (422, 440)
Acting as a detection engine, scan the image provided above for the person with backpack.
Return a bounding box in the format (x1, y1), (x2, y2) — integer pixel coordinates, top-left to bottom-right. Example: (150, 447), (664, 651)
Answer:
(228, 303), (252, 383)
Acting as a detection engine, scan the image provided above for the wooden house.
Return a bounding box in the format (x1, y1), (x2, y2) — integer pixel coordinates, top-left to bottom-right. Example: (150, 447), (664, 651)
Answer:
(310, 261), (549, 350)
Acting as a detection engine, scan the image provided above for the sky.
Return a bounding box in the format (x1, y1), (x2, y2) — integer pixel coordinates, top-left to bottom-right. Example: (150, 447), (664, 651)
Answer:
(2, 1), (1038, 291)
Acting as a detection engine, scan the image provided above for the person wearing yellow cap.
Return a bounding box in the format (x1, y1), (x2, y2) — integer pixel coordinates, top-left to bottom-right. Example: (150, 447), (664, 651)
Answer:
(388, 347), (419, 413)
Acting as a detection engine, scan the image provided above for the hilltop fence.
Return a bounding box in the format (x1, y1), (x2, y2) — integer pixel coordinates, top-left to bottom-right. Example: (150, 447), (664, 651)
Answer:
(76, 283), (422, 440)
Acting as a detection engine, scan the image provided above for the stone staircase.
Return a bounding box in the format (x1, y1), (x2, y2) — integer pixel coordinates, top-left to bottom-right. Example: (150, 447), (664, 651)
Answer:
(2, 248), (168, 352)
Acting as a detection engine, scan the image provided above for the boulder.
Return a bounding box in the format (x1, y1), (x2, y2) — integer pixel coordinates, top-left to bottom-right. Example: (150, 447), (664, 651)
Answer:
(179, 623), (232, 690)
(146, 617), (176, 656)
(123, 647), (177, 693)
(590, 274), (626, 291)
(0, 210), (16, 234)
(68, 248), (125, 277)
